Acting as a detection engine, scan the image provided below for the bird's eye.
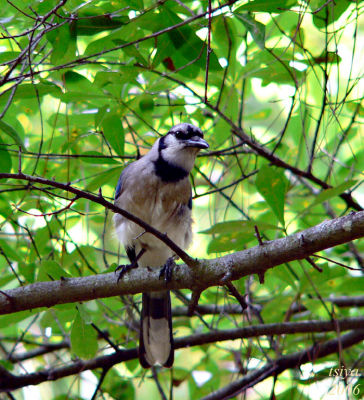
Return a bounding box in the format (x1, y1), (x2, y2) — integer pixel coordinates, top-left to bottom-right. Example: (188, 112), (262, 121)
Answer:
(175, 131), (185, 139)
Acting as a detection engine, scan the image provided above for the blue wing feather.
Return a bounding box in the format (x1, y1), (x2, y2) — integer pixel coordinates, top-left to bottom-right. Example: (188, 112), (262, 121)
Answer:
(115, 170), (125, 200)
(187, 195), (192, 210)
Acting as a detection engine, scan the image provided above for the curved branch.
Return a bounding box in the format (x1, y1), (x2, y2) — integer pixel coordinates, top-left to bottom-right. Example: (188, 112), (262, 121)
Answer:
(0, 209), (363, 315)
(0, 172), (195, 266)
(1, 318), (363, 392)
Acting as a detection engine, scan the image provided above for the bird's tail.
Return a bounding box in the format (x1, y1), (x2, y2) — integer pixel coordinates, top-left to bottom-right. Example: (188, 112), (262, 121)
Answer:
(139, 291), (174, 368)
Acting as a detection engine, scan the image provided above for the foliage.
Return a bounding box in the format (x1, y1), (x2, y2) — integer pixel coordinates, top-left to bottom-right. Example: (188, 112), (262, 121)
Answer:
(0, 0), (363, 399)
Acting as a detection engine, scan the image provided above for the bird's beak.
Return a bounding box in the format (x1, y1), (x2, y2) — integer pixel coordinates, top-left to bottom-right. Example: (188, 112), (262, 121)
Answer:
(185, 137), (209, 149)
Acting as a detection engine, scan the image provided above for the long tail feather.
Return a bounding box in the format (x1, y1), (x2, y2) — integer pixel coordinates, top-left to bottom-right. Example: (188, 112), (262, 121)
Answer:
(139, 291), (174, 368)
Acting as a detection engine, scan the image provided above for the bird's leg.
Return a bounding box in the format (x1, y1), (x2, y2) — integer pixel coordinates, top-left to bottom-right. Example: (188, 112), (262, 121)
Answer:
(159, 257), (175, 283)
(116, 248), (146, 283)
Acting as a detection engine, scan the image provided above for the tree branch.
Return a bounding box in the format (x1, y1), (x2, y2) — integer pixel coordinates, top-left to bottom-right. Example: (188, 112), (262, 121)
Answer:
(0, 172), (196, 266)
(1, 318), (363, 392)
(172, 295), (364, 316)
(201, 328), (364, 400)
(0, 208), (363, 315)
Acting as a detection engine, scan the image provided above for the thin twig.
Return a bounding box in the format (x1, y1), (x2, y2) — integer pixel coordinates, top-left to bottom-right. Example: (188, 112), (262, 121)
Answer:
(225, 281), (247, 312)
(204, 0), (212, 103)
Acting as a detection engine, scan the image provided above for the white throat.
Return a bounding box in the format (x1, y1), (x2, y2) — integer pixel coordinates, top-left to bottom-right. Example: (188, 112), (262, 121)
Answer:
(161, 146), (199, 173)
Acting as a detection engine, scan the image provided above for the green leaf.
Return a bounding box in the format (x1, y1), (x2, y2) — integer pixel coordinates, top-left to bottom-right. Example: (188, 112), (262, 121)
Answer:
(303, 299), (329, 318)
(47, 23), (76, 64)
(101, 114), (125, 156)
(251, 63), (303, 86)
(139, 96), (155, 112)
(94, 69), (139, 87)
(47, 113), (95, 129)
(310, 180), (357, 208)
(256, 165), (289, 227)
(86, 166), (121, 192)
(80, 151), (120, 164)
(76, 15), (128, 35)
(113, 39), (148, 66)
(58, 71), (105, 103)
(0, 51), (20, 63)
(77, 303), (92, 324)
(311, 0), (352, 28)
(70, 311), (98, 359)
(0, 311), (39, 327)
(0, 240), (22, 262)
(128, 0), (144, 9)
(19, 262), (36, 283)
(64, 71), (95, 93)
(37, 260), (70, 281)
(313, 51), (341, 64)
(0, 143), (12, 173)
(0, 195), (12, 218)
(102, 370), (135, 399)
(200, 220), (278, 234)
(9, 83), (62, 100)
(236, 13), (265, 49)
(276, 387), (311, 400)
(235, 0), (297, 13)
(160, 6), (222, 74)
(207, 232), (255, 253)
(0, 120), (24, 147)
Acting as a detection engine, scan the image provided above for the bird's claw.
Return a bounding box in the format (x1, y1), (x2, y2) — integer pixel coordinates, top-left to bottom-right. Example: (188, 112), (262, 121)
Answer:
(115, 263), (137, 283)
(159, 258), (175, 283)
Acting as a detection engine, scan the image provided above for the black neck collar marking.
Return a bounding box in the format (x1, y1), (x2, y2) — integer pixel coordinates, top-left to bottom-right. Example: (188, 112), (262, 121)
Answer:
(153, 137), (189, 183)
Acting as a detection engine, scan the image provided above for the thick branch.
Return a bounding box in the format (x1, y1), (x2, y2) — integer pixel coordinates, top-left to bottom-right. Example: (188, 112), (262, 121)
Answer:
(202, 329), (364, 400)
(0, 210), (363, 315)
(2, 314), (364, 363)
(1, 318), (363, 392)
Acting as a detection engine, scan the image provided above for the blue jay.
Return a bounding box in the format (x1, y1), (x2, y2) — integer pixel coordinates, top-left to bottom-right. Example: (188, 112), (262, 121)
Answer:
(114, 123), (209, 368)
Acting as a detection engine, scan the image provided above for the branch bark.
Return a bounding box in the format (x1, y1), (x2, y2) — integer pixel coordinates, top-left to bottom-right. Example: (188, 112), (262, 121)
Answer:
(0, 210), (363, 315)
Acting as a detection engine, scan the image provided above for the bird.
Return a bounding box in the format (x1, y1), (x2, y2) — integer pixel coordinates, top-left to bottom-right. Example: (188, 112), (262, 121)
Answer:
(113, 123), (209, 368)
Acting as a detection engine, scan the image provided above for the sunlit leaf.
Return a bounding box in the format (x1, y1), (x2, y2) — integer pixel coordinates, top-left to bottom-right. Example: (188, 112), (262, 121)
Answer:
(200, 220), (278, 234)
(0, 120), (24, 147)
(207, 232), (255, 253)
(256, 165), (289, 227)
(101, 114), (125, 156)
(310, 180), (357, 208)
(236, 13), (265, 49)
(80, 151), (120, 164)
(37, 260), (71, 282)
(235, 0), (297, 13)
(70, 311), (98, 359)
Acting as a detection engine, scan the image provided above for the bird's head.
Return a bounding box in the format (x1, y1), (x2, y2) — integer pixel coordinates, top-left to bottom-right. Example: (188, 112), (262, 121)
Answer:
(157, 123), (209, 172)
(166, 123), (209, 150)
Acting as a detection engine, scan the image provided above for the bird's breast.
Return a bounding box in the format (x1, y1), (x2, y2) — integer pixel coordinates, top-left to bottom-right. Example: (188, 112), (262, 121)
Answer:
(114, 173), (192, 250)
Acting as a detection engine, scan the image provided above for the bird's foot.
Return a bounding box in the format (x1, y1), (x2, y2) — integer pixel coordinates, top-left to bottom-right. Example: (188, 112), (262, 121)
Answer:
(159, 257), (175, 283)
(115, 248), (146, 283)
(115, 263), (137, 283)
